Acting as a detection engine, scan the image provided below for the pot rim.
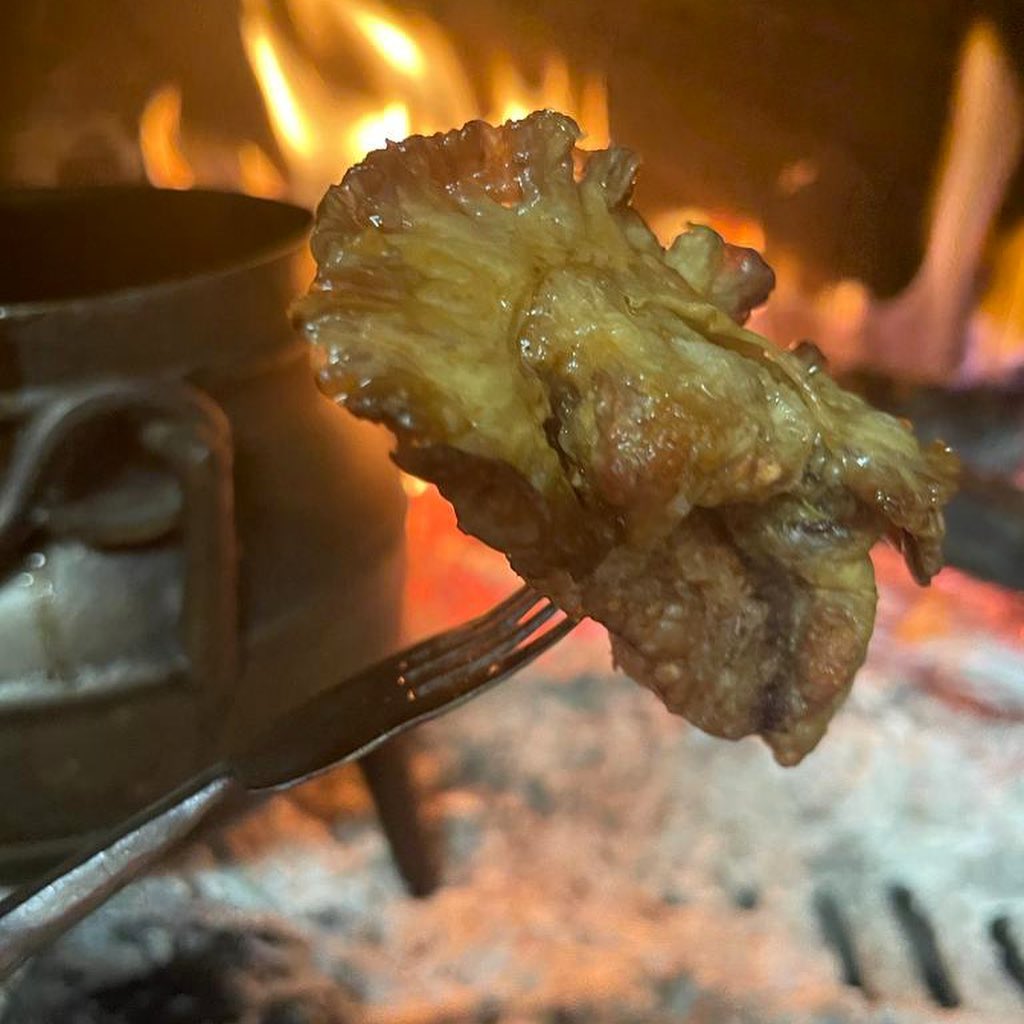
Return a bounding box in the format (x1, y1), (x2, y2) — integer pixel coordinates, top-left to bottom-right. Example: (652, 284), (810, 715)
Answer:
(0, 185), (313, 318)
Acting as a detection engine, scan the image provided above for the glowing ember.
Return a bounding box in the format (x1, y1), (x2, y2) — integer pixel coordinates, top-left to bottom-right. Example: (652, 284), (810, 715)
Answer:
(399, 473), (1024, 732)
(402, 484), (608, 675)
(401, 484), (518, 641)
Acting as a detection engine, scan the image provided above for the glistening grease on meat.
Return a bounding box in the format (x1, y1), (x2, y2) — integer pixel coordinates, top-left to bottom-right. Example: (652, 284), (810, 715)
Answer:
(294, 111), (958, 765)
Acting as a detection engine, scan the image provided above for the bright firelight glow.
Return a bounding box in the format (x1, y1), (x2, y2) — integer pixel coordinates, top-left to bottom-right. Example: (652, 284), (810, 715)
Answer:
(237, 0), (609, 206)
(237, 141), (288, 198)
(351, 10), (425, 77)
(647, 206), (767, 252)
(248, 32), (315, 160)
(348, 102), (411, 159)
(142, 1), (611, 210)
(139, 85), (195, 189)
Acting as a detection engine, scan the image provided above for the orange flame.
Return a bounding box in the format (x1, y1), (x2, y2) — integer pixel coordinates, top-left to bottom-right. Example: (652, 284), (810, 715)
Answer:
(139, 85), (195, 189)
(239, 0), (608, 208)
(140, 83), (287, 199)
(863, 19), (1024, 381)
(140, 3), (609, 213)
(647, 206), (766, 252)
(979, 222), (1024, 369)
(486, 52), (608, 146)
(237, 141), (288, 199)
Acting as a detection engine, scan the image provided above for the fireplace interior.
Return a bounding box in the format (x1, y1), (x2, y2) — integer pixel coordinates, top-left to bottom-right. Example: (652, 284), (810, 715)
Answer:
(1, 2), (1023, 1022)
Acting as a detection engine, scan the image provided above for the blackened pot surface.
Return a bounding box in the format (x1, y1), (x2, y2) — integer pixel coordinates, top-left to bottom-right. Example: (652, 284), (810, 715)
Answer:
(0, 187), (310, 306)
(0, 187), (316, 384)
(0, 188), (407, 878)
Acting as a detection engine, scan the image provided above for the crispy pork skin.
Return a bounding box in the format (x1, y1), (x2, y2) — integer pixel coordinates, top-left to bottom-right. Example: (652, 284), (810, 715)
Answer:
(294, 112), (958, 764)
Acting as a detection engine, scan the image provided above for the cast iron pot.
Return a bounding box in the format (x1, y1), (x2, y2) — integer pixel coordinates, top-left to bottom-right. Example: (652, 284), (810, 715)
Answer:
(0, 187), (407, 878)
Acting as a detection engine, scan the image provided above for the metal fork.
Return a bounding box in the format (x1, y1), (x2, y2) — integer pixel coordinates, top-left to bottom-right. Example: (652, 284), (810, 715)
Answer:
(0, 587), (576, 980)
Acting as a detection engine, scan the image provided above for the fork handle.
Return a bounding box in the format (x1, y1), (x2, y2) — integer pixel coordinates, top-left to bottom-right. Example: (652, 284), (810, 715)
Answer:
(0, 770), (238, 981)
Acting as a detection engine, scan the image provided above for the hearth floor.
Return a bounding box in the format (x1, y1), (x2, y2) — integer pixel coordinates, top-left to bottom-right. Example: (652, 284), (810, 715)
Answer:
(2, 493), (1022, 1024)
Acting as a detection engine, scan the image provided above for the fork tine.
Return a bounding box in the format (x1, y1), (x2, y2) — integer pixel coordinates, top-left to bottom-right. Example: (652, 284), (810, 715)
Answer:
(339, 611), (577, 765)
(237, 594), (577, 792)
(393, 585), (540, 673)
(406, 613), (577, 712)
(409, 600), (560, 695)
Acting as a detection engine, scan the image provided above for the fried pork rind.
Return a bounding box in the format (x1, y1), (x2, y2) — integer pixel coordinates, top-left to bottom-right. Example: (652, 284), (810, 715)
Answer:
(295, 111), (958, 765)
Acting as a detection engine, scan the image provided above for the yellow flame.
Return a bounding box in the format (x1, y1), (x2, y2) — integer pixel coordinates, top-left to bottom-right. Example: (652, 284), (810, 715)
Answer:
(579, 76), (610, 150)
(139, 1), (610, 213)
(140, 84), (288, 199)
(349, 102), (411, 158)
(486, 53), (607, 148)
(139, 85), (195, 189)
(240, 0), (609, 207)
(351, 9), (424, 77)
(238, 142), (288, 198)
(248, 31), (315, 160)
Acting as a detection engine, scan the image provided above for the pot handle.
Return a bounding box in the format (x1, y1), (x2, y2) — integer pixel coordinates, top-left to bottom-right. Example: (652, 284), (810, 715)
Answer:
(0, 380), (239, 733)
(0, 768), (239, 982)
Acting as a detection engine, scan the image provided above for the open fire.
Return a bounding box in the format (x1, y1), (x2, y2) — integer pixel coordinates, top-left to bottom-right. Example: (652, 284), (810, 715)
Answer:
(2, 4), (1024, 1022)
(130, 2), (1024, 386)
(140, 0), (608, 208)
(130, 0), (1024, 630)
(135, 0), (618, 643)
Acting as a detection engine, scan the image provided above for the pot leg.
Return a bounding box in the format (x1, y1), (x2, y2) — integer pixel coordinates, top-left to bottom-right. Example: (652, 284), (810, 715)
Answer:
(358, 735), (441, 898)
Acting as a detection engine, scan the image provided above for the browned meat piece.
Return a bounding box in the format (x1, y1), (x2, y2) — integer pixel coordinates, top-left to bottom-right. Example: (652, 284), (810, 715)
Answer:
(294, 111), (958, 764)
